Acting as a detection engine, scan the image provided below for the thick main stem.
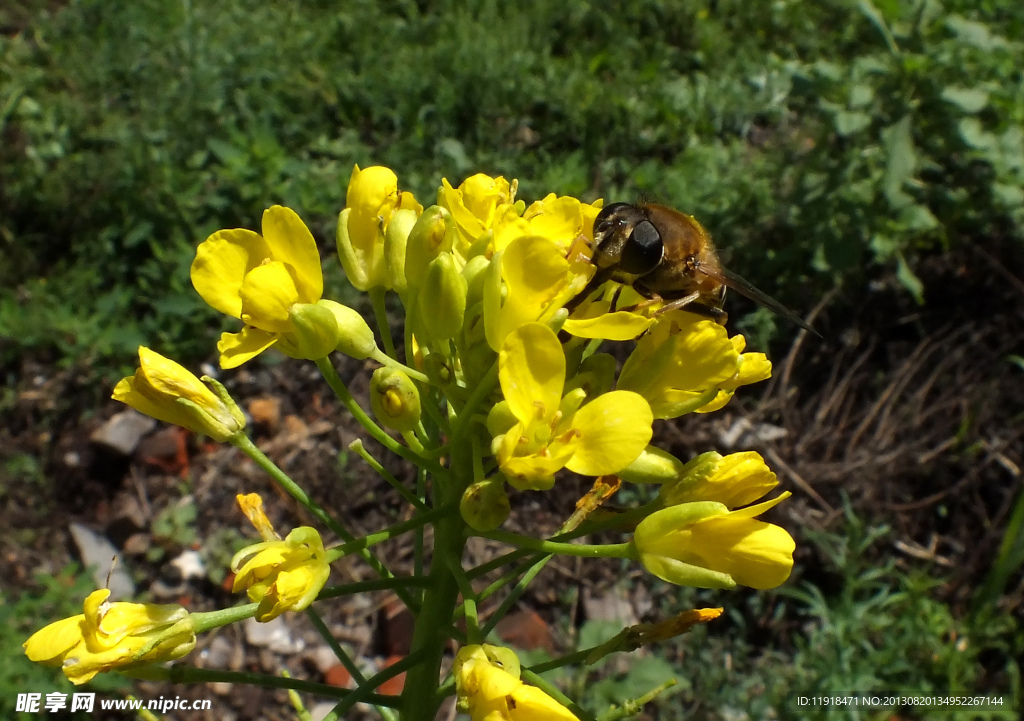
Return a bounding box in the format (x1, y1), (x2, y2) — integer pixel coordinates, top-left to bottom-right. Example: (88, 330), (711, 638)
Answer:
(399, 441), (471, 720)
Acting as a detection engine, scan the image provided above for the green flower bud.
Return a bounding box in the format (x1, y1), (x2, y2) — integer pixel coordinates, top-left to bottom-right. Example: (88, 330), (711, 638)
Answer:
(418, 252), (467, 342)
(319, 300), (377, 359)
(462, 255), (491, 308)
(460, 478), (511, 532)
(385, 208), (419, 296)
(405, 206), (456, 291)
(617, 447), (688, 485)
(281, 302), (340, 360)
(485, 400), (517, 439)
(369, 367), (421, 432)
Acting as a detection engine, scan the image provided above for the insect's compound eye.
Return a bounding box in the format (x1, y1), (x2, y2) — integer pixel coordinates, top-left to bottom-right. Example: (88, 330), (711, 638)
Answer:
(619, 219), (663, 275)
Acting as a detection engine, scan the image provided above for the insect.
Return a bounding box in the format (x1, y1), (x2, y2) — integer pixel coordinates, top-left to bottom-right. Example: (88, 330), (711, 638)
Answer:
(570, 201), (817, 333)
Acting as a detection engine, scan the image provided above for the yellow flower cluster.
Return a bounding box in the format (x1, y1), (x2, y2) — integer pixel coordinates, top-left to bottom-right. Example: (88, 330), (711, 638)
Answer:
(37, 165), (798, 693)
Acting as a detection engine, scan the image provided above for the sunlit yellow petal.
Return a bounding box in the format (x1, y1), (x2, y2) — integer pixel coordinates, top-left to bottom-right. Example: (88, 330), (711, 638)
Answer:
(239, 260), (299, 333)
(218, 327), (279, 369)
(565, 391), (653, 476)
(687, 517), (795, 589)
(563, 307), (654, 340)
(498, 323), (565, 423)
(23, 615), (86, 665)
(190, 228), (270, 318)
(260, 205), (322, 303)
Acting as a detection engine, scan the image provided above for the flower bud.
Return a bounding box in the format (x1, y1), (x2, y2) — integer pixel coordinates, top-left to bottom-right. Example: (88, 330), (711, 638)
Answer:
(633, 496), (795, 590)
(462, 255), (491, 308)
(369, 367), (422, 432)
(460, 478), (511, 532)
(418, 252), (467, 342)
(405, 206), (456, 290)
(661, 451), (777, 509)
(618, 448), (713, 485)
(320, 300), (377, 359)
(113, 347), (245, 442)
(338, 165), (399, 291)
(386, 207), (420, 295)
(280, 302), (340, 360)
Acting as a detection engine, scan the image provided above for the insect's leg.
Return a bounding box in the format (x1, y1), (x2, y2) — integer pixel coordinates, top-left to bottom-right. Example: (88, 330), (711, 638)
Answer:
(652, 291), (701, 316)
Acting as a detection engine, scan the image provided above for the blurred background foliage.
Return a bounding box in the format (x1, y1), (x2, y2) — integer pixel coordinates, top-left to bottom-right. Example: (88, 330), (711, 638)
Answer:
(3, 0), (1022, 373)
(1, 0), (1022, 717)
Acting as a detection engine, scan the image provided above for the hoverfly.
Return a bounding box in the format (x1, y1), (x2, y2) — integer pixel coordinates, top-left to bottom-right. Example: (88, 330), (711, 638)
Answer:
(569, 202), (816, 333)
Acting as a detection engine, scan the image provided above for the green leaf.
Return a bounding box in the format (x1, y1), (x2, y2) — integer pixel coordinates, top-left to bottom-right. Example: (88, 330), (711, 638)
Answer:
(941, 86), (989, 114)
(848, 84), (874, 109)
(835, 111), (871, 136)
(958, 118), (996, 149)
(881, 117), (916, 207)
(945, 15), (1006, 51)
(895, 252), (924, 305)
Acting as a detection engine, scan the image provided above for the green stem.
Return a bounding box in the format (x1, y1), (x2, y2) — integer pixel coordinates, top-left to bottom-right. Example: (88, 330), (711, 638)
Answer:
(369, 287), (397, 358)
(400, 442), (472, 721)
(232, 434), (416, 609)
(521, 668), (596, 721)
(316, 357), (447, 477)
(123, 665), (397, 707)
(306, 608), (380, 716)
(370, 347), (430, 384)
(479, 553), (551, 639)
(444, 551), (481, 644)
(450, 360), (498, 441)
(324, 652), (425, 721)
(326, 502), (457, 563)
(318, 576), (432, 600)
(478, 530), (636, 559)
(190, 603), (257, 633)
(348, 438), (429, 511)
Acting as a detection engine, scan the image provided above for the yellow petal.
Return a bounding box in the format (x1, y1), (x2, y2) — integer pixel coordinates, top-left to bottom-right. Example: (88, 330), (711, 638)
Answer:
(218, 327), (279, 369)
(136, 347), (221, 408)
(508, 682), (580, 721)
(24, 615), (86, 665)
(687, 516), (795, 589)
(191, 228), (271, 318)
(565, 391), (653, 476)
(260, 205), (323, 303)
(499, 323), (564, 423)
(239, 260), (300, 332)
(490, 235), (572, 349)
(237, 493), (280, 542)
(563, 307), (654, 340)
(522, 194), (583, 250)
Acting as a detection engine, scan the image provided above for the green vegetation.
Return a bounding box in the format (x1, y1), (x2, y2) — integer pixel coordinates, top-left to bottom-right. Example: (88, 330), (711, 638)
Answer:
(3, 0), (1022, 371)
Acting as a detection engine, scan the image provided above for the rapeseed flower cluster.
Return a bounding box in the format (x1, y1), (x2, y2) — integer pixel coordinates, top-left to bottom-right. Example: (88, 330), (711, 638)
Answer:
(25, 166), (795, 716)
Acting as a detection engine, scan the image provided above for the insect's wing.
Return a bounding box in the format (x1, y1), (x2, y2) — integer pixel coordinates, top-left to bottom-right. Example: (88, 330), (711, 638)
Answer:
(702, 264), (819, 335)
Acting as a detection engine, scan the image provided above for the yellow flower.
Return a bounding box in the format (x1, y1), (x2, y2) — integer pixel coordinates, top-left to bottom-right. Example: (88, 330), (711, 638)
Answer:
(191, 205), (333, 368)
(454, 644), (579, 721)
(617, 310), (741, 419)
(112, 346), (245, 441)
(24, 589), (195, 685)
(338, 164), (422, 291)
(695, 335), (772, 413)
(659, 451), (778, 509)
(491, 193), (601, 254)
(633, 495), (795, 590)
(438, 173), (517, 254)
(482, 235), (579, 352)
(230, 493), (330, 622)
(491, 323), (652, 490)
